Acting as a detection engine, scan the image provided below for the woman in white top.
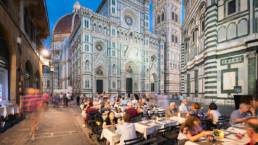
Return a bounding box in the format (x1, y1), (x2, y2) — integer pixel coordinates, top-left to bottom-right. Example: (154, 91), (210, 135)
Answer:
(116, 114), (137, 145)
(207, 103), (221, 125)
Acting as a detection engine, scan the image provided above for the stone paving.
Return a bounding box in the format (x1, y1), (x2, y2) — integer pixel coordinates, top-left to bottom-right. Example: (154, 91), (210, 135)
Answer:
(0, 106), (98, 145)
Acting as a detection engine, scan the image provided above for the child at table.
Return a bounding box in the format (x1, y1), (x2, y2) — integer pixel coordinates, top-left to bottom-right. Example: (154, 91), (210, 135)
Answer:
(177, 124), (189, 145)
(178, 116), (213, 144)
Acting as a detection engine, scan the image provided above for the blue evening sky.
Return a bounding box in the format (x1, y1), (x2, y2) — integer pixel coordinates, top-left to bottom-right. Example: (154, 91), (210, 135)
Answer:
(44, 0), (184, 48)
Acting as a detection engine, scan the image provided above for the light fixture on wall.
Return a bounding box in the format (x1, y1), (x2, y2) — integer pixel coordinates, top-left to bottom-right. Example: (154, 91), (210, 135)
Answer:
(17, 36), (22, 55)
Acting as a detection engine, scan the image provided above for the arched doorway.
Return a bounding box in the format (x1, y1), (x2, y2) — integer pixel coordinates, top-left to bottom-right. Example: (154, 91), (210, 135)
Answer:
(24, 61), (33, 88)
(95, 66), (104, 94)
(0, 31), (9, 103)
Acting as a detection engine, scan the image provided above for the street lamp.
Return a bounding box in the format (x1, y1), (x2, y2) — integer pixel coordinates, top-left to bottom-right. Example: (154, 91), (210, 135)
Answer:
(41, 49), (50, 58)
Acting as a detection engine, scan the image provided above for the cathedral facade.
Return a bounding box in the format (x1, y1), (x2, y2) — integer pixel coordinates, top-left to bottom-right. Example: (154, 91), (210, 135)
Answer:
(70, 0), (167, 97)
(181, 0), (258, 104)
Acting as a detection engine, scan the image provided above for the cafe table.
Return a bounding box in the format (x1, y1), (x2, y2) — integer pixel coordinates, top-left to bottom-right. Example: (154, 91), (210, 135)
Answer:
(101, 127), (121, 145)
(170, 116), (186, 124)
(134, 119), (178, 139)
(185, 126), (250, 145)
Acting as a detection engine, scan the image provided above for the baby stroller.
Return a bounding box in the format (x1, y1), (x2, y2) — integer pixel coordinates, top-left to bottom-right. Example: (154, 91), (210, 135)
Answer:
(87, 111), (103, 141)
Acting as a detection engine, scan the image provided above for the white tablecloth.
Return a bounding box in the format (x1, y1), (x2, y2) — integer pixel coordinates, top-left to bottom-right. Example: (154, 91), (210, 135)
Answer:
(185, 127), (250, 145)
(0, 105), (19, 118)
(101, 128), (121, 145)
(170, 116), (186, 124)
(134, 119), (178, 139)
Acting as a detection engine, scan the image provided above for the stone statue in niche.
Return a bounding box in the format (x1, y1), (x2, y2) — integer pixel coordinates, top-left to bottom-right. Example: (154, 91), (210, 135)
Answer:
(151, 55), (156, 62)
(96, 67), (103, 75)
(126, 65), (133, 74)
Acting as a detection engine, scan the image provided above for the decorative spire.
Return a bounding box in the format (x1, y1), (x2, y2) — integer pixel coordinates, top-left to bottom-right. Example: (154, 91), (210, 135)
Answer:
(73, 0), (81, 13)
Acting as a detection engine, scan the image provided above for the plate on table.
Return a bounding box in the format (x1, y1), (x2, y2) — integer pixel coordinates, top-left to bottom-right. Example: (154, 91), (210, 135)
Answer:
(227, 127), (246, 134)
(141, 120), (150, 124)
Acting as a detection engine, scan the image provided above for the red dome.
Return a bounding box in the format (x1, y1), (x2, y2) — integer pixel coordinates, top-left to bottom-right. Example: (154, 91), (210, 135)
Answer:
(53, 13), (80, 35)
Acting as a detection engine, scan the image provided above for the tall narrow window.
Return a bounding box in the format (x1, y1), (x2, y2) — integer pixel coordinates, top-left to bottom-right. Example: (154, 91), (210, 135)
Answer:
(85, 60), (89, 71)
(85, 45), (89, 51)
(161, 13), (165, 21)
(112, 0), (116, 5)
(112, 7), (116, 13)
(255, 0), (258, 8)
(84, 20), (89, 28)
(85, 35), (89, 42)
(157, 15), (161, 24)
(112, 64), (116, 74)
(175, 14), (178, 22)
(187, 74), (190, 96)
(228, 0), (236, 15)
(172, 12), (175, 20)
(171, 35), (174, 42)
(201, 19), (205, 32)
(192, 31), (195, 42)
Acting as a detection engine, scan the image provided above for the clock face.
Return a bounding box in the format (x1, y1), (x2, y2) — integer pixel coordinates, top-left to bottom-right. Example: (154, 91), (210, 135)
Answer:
(96, 44), (103, 51)
(124, 15), (133, 26)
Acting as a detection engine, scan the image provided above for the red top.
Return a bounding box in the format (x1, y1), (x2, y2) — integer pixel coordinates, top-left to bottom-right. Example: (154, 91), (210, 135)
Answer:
(126, 108), (138, 118)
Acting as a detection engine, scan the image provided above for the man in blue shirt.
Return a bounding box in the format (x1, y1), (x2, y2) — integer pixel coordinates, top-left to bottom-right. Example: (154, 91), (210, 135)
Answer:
(121, 96), (130, 106)
(178, 93), (185, 101)
(230, 102), (253, 125)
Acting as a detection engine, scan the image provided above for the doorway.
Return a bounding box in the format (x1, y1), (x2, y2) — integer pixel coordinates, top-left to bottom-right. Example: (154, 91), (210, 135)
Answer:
(151, 83), (155, 92)
(96, 80), (103, 94)
(126, 78), (133, 94)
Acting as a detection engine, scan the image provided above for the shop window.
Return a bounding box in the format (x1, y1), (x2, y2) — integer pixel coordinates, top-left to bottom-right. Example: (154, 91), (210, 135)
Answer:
(0, 68), (8, 102)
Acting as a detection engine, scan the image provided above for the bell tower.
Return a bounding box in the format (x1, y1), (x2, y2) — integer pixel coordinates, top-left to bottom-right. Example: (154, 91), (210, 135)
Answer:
(153, 0), (182, 95)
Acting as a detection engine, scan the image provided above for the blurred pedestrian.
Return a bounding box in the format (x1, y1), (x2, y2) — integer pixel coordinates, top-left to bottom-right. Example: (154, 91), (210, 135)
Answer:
(64, 93), (68, 107)
(76, 95), (80, 106)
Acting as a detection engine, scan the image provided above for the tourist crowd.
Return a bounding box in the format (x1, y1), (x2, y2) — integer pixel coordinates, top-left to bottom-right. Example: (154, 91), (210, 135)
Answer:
(78, 93), (258, 145)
